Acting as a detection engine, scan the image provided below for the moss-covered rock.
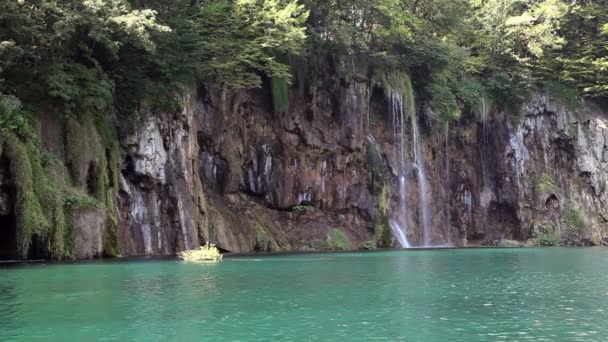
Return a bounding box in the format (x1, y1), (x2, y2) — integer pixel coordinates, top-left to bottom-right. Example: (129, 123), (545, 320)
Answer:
(327, 228), (351, 250)
(254, 223), (280, 252)
(375, 184), (393, 248)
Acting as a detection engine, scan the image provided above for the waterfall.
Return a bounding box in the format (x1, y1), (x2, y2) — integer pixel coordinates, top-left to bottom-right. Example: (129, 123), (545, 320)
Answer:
(176, 197), (191, 251)
(389, 91), (412, 248)
(132, 188), (152, 255)
(464, 190), (473, 225)
(388, 88), (435, 247)
(412, 115), (432, 246)
(480, 96), (491, 185)
(444, 124), (451, 235)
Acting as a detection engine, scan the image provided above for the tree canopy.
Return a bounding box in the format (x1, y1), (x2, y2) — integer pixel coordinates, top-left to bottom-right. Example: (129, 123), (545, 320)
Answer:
(0, 0), (606, 122)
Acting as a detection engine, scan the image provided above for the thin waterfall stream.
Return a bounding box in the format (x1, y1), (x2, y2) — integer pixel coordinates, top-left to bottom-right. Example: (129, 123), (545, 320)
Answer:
(444, 123), (451, 237)
(387, 89), (436, 247)
(412, 114), (432, 246)
(388, 91), (411, 248)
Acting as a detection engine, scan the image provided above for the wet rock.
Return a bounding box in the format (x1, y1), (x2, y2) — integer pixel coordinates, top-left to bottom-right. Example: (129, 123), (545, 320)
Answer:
(133, 119), (167, 183)
(71, 208), (105, 259)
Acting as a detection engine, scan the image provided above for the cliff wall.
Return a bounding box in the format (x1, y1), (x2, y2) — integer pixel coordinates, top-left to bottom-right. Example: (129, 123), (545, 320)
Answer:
(1, 60), (606, 259)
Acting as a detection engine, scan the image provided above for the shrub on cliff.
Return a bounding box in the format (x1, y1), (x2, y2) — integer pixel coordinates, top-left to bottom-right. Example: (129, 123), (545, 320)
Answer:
(563, 207), (586, 234)
(327, 228), (351, 251)
(534, 232), (561, 247)
(359, 240), (377, 250)
(179, 243), (223, 262)
(534, 224), (561, 247)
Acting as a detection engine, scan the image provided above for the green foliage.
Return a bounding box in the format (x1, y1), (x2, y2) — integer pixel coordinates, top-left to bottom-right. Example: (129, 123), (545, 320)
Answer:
(179, 243), (223, 262)
(292, 205), (314, 214)
(375, 184), (393, 248)
(537, 173), (557, 193)
(0, 0), (309, 115)
(359, 240), (377, 250)
(383, 72), (416, 117)
(544, 81), (581, 111)
(4, 134), (76, 259)
(254, 223), (280, 252)
(0, 0), (169, 113)
(305, 0), (414, 55)
(467, 0), (608, 101)
(563, 207), (586, 234)
(535, 232), (561, 246)
(534, 223), (560, 246)
(64, 191), (99, 210)
(0, 95), (33, 139)
(427, 71), (462, 123)
(365, 133), (387, 191)
(327, 228), (352, 251)
(195, 0), (308, 88)
(1, 97), (120, 259)
(271, 77), (290, 114)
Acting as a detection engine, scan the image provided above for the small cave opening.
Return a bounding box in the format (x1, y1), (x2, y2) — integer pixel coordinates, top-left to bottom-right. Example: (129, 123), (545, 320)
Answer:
(27, 234), (48, 261)
(86, 161), (99, 196)
(545, 194), (560, 211)
(105, 148), (116, 189)
(0, 152), (18, 260)
(0, 213), (18, 260)
(487, 201), (523, 240)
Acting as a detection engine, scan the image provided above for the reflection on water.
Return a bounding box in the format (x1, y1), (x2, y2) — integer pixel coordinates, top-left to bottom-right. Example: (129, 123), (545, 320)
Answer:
(1, 248), (608, 341)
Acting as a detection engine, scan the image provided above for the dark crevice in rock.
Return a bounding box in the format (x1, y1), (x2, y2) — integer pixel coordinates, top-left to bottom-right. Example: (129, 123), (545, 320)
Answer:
(0, 150), (17, 260)
(27, 234), (47, 261)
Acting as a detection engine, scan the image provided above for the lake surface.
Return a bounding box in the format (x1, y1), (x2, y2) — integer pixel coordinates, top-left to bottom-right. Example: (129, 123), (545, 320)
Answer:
(1, 248), (607, 341)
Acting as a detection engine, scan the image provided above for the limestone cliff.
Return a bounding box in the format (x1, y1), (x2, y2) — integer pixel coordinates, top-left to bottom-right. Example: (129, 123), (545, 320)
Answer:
(1, 62), (607, 259)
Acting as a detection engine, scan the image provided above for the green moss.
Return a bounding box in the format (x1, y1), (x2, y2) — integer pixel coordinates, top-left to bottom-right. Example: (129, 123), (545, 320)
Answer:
(377, 71), (415, 117)
(533, 224), (560, 246)
(6, 136), (48, 257)
(66, 113), (121, 257)
(545, 81), (581, 111)
(534, 232), (561, 246)
(427, 71), (461, 124)
(292, 205), (314, 214)
(365, 135), (387, 193)
(99, 130), (120, 257)
(359, 240), (377, 250)
(537, 173), (558, 193)
(254, 223), (280, 252)
(0, 95), (34, 139)
(64, 190), (98, 210)
(271, 77), (289, 114)
(103, 199), (120, 257)
(327, 228), (351, 251)
(369, 110), (378, 129)
(563, 207), (586, 234)
(5, 135), (74, 259)
(374, 184), (393, 248)
(3, 101), (121, 260)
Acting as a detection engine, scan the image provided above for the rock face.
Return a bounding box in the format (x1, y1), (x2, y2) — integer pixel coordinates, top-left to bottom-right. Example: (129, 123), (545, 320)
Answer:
(71, 208), (105, 259)
(112, 75), (607, 254)
(1, 61), (607, 260)
(115, 75), (379, 254)
(117, 94), (204, 255)
(448, 94), (608, 245)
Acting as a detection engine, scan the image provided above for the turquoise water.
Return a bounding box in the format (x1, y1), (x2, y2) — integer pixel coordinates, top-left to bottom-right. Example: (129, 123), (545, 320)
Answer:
(1, 248), (608, 341)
